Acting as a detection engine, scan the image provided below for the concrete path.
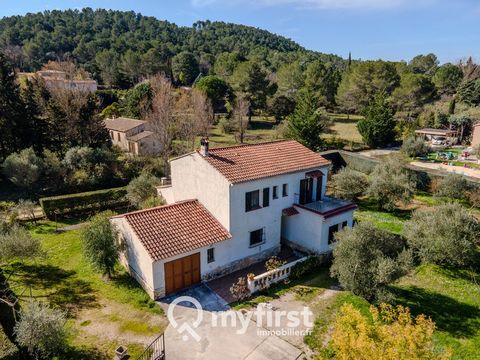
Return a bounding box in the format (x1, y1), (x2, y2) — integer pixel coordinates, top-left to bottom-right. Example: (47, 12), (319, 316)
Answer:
(158, 285), (303, 360)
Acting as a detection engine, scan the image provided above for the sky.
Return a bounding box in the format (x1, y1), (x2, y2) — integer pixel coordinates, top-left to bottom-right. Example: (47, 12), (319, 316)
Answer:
(1, 0), (479, 63)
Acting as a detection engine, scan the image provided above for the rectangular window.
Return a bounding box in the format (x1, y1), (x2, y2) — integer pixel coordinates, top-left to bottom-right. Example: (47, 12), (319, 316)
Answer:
(117, 133), (121, 142)
(207, 248), (215, 263)
(282, 183), (288, 197)
(263, 187), (270, 207)
(273, 186), (278, 199)
(250, 229), (264, 247)
(245, 190), (260, 212)
(342, 221), (348, 229)
(328, 224), (341, 245)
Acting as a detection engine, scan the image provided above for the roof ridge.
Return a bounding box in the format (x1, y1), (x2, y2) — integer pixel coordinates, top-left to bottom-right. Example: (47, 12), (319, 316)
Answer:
(113, 199), (198, 218)
(207, 139), (293, 152)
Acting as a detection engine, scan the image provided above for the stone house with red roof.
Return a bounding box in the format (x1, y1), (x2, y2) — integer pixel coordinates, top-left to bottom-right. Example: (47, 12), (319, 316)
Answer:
(112, 139), (356, 299)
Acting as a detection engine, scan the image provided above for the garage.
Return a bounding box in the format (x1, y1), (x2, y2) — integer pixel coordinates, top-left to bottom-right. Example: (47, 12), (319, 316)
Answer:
(164, 253), (201, 295)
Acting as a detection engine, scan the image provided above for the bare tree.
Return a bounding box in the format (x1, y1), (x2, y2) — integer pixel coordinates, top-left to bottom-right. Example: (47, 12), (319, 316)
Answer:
(191, 89), (214, 138)
(175, 90), (196, 152)
(144, 74), (177, 175)
(232, 95), (250, 143)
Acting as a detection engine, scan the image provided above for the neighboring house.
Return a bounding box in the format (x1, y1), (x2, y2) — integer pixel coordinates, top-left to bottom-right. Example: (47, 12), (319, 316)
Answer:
(111, 139), (357, 299)
(104, 117), (161, 156)
(472, 123), (480, 148)
(18, 70), (98, 92)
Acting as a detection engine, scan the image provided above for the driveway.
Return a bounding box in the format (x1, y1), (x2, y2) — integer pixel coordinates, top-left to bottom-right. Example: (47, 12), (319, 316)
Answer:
(157, 284), (303, 360)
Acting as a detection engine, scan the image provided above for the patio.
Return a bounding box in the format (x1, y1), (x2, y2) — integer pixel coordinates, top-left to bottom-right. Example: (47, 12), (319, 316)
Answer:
(206, 245), (301, 303)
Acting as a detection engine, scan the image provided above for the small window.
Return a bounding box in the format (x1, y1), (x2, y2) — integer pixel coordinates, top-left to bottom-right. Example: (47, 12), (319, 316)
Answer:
(328, 224), (341, 245)
(250, 229), (264, 247)
(282, 184), (288, 197)
(245, 190), (260, 212)
(110, 131), (114, 139)
(117, 133), (121, 142)
(207, 248), (215, 263)
(273, 186), (278, 199)
(263, 187), (270, 207)
(341, 221), (348, 229)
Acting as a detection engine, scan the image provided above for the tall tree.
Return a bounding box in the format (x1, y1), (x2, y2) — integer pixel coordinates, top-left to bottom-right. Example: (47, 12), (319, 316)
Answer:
(232, 95), (250, 144)
(391, 73), (436, 112)
(95, 49), (120, 87)
(408, 53), (439, 75)
(304, 60), (341, 108)
(432, 63), (463, 95)
(276, 61), (305, 98)
(285, 88), (331, 151)
(172, 51), (199, 86)
(357, 92), (397, 148)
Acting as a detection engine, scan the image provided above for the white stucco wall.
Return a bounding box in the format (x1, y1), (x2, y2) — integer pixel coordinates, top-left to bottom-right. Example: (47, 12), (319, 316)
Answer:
(282, 208), (354, 253)
(111, 217), (155, 297)
(170, 153), (231, 229)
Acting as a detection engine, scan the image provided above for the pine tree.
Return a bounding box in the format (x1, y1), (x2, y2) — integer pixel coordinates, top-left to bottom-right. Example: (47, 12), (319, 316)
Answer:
(285, 88), (331, 151)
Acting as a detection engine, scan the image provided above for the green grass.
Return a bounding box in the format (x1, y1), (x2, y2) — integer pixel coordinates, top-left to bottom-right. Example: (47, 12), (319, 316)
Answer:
(1, 219), (165, 359)
(393, 264), (480, 359)
(354, 198), (411, 234)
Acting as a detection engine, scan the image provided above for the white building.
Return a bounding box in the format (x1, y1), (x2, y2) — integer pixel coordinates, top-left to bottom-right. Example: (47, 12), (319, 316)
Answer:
(112, 139), (356, 299)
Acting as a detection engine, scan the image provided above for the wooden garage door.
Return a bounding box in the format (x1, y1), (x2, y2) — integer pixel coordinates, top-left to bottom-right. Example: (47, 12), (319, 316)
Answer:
(164, 253), (201, 295)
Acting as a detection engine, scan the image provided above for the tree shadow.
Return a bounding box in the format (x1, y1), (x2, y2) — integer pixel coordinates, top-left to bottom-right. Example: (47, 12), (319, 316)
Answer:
(392, 286), (480, 338)
(60, 345), (108, 360)
(249, 119), (275, 130)
(7, 263), (98, 316)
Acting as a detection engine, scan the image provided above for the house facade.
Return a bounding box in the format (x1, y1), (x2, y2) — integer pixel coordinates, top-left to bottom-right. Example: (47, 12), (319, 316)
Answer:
(19, 70), (98, 92)
(104, 117), (161, 156)
(112, 139), (356, 299)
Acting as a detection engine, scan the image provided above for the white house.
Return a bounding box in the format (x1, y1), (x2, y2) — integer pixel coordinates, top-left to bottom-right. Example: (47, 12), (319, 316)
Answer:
(112, 139), (356, 299)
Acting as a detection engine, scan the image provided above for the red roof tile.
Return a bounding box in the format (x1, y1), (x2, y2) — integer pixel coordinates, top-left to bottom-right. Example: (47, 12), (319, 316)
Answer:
(201, 140), (330, 183)
(117, 200), (231, 261)
(282, 207), (299, 217)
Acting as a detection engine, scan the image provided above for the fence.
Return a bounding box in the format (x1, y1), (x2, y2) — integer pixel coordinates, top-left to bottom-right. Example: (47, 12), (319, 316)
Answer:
(136, 333), (165, 360)
(247, 256), (309, 294)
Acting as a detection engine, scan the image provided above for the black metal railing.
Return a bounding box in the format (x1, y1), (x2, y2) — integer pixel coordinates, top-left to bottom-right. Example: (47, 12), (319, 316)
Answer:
(137, 333), (165, 360)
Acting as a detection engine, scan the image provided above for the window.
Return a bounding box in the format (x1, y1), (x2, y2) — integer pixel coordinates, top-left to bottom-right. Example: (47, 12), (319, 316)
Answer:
(117, 133), (121, 142)
(342, 221), (348, 229)
(250, 229), (264, 247)
(328, 224), (341, 244)
(263, 188), (270, 207)
(282, 183), (288, 197)
(273, 186), (278, 199)
(245, 190), (260, 212)
(109, 131), (114, 139)
(207, 248), (215, 263)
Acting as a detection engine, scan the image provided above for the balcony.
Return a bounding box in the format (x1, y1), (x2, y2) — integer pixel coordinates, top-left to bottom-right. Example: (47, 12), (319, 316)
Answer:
(292, 195), (357, 219)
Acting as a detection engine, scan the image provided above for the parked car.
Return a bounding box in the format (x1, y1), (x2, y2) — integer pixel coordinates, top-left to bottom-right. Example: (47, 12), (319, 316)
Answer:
(431, 136), (447, 145)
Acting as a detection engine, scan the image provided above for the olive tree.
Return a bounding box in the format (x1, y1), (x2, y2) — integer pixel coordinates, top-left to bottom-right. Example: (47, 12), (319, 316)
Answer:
(126, 173), (161, 208)
(0, 226), (42, 263)
(330, 222), (412, 302)
(366, 158), (416, 211)
(400, 137), (430, 158)
(403, 203), (480, 267)
(14, 299), (68, 358)
(81, 211), (123, 278)
(2, 148), (43, 188)
(332, 167), (369, 201)
(433, 173), (471, 201)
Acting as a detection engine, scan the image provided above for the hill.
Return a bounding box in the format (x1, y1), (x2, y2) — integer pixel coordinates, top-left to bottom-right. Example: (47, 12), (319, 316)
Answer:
(0, 8), (343, 77)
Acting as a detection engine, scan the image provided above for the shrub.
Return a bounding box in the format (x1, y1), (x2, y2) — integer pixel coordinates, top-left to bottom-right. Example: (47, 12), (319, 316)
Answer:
(366, 158), (416, 211)
(289, 256), (322, 280)
(218, 117), (236, 134)
(332, 167), (369, 201)
(264, 256), (286, 271)
(330, 303), (446, 360)
(330, 223), (412, 302)
(2, 148), (42, 188)
(400, 137), (431, 158)
(126, 174), (161, 208)
(229, 277), (250, 301)
(39, 187), (128, 219)
(468, 189), (480, 208)
(14, 300), (68, 358)
(433, 173), (471, 200)
(0, 226), (42, 262)
(81, 211), (123, 278)
(403, 203), (480, 267)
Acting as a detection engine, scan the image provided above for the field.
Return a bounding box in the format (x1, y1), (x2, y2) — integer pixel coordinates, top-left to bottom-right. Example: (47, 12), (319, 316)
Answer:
(206, 114), (363, 149)
(0, 220), (167, 359)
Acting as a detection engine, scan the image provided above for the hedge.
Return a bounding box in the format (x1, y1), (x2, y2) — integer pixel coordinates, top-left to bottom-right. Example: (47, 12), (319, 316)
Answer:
(40, 187), (128, 219)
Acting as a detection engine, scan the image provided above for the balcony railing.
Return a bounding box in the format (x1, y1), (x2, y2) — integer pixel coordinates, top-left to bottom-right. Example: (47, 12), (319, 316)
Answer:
(136, 333), (165, 360)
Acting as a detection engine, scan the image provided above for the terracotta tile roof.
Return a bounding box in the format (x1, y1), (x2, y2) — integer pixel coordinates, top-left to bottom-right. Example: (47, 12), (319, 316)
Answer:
(282, 207), (299, 217)
(201, 140), (330, 183)
(305, 170), (325, 178)
(104, 117), (147, 132)
(116, 200), (231, 261)
(128, 131), (154, 142)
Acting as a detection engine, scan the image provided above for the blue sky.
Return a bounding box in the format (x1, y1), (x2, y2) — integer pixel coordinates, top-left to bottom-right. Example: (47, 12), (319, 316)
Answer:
(2, 0), (479, 63)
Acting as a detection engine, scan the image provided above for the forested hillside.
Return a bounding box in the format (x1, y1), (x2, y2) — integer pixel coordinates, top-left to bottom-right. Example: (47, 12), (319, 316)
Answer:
(0, 8), (343, 87)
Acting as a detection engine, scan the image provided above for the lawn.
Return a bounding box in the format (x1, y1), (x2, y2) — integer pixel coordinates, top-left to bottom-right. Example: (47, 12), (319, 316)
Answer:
(1, 219), (167, 359)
